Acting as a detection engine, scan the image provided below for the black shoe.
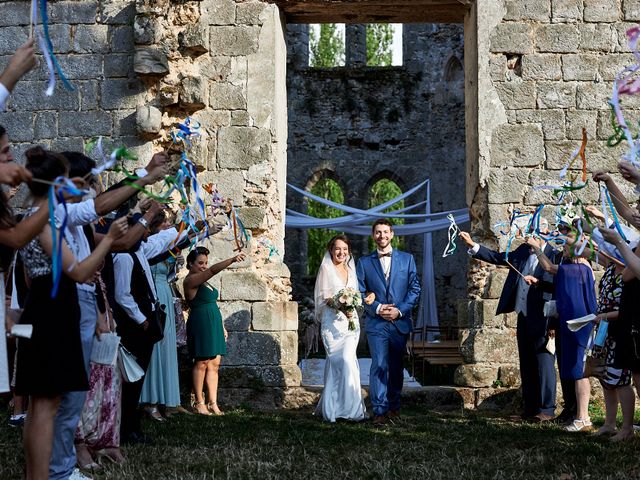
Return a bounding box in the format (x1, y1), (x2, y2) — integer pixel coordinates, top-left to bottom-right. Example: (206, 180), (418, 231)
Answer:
(122, 431), (153, 445)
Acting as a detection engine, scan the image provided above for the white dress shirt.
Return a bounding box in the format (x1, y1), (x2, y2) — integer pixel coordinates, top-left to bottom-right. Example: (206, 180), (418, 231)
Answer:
(375, 248), (395, 316)
(113, 227), (185, 324)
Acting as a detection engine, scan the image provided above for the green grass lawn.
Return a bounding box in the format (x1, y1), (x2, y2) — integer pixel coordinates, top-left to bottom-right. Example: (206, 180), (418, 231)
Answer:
(1, 404), (640, 480)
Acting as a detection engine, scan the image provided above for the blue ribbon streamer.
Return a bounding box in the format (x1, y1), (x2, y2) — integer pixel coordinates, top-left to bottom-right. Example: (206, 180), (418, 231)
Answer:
(39, 0), (74, 92)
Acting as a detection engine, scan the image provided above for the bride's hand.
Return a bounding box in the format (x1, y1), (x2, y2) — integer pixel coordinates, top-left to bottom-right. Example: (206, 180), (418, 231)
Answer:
(345, 310), (354, 318)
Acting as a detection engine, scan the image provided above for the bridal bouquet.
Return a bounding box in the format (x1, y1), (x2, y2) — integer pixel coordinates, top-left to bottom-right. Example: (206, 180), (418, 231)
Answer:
(331, 287), (362, 331)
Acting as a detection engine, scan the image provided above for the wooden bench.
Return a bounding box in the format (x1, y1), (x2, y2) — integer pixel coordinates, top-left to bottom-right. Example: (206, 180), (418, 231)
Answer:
(408, 340), (463, 366)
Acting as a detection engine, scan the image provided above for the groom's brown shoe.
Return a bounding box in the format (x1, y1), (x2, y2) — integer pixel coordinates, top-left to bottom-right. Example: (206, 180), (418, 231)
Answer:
(373, 415), (387, 426)
(387, 410), (400, 419)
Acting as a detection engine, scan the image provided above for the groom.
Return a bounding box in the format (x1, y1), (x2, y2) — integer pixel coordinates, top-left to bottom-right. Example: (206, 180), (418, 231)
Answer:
(357, 219), (421, 425)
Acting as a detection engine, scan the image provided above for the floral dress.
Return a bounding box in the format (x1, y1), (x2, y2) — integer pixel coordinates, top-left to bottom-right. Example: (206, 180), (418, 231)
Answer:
(595, 263), (631, 388)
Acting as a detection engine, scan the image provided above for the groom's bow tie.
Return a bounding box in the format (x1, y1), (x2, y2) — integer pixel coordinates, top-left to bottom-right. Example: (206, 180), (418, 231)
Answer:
(378, 252), (392, 258)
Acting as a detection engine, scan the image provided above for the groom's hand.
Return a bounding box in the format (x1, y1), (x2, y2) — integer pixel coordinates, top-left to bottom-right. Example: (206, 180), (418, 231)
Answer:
(379, 304), (400, 321)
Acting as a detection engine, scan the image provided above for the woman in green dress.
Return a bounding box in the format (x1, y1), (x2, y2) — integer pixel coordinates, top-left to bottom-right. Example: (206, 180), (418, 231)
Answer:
(183, 246), (245, 415)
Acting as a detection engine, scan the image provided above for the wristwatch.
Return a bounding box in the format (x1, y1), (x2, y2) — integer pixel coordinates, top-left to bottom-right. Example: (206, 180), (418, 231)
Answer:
(138, 217), (149, 230)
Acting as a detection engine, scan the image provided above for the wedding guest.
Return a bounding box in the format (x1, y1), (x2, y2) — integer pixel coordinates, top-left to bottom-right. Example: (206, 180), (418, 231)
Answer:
(113, 203), (186, 444)
(460, 222), (562, 423)
(529, 234), (597, 432)
(140, 211), (189, 420)
(48, 151), (168, 479)
(15, 147), (127, 480)
(183, 246), (245, 416)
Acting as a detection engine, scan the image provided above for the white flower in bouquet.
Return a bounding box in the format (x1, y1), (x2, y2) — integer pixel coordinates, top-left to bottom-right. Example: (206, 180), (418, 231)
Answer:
(331, 287), (362, 330)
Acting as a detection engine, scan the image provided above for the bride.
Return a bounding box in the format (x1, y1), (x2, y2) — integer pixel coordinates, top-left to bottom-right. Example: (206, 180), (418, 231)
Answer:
(314, 235), (366, 422)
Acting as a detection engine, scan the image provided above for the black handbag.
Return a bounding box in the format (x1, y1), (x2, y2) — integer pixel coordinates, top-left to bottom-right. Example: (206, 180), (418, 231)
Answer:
(129, 253), (166, 344)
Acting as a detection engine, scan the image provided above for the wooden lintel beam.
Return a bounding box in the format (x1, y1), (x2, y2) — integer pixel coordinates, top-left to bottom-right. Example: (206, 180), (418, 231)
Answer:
(266, 1), (472, 23)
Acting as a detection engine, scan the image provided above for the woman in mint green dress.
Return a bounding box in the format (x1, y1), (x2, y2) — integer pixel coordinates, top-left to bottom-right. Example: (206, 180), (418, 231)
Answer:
(183, 246), (245, 415)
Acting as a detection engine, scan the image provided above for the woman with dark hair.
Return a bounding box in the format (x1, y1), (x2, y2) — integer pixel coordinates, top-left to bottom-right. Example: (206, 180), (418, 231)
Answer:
(183, 246), (245, 415)
(15, 147), (127, 480)
(314, 234), (367, 422)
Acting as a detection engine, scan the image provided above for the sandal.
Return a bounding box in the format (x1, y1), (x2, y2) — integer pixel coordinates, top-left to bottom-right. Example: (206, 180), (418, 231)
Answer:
(93, 447), (126, 465)
(565, 418), (593, 432)
(207, 401), (224, 416)
(194, 402), (212, 416)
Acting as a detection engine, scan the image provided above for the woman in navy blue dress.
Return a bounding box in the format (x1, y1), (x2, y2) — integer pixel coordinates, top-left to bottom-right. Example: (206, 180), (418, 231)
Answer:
(529, 235), (597, 432)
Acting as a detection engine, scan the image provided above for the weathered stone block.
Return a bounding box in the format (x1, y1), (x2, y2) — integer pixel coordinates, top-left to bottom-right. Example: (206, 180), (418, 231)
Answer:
(210, 26), (260, 56)
(489, 23), (533, 54)
(113, 25), (135, 53)
(0, 27), (27, 55)
(575, 82), (612, 109)
(237, 2), (267, 25)
(484, 268), (509, 300)
(252, 302), (298, 331)
(135, 105), (162, 134)
(101, 78), (145, 109)
(133, 48), (169, 75)
(505, 312), (518, 329)
(470, 299), (504, 328)
(487, 168), (528, 204)
(220, 271), (268, 301)
(112, 109), (136, 137)
(457, 299), (472, 328)
(476, 387), (521, 412)
(578, 24), (616, 52)
(237, 206), (265, 229)
(561, 54), (599, 81)
(218, 127), (271, 169)
(551, 0), (581, 23)
(224, 332), (279, 365)
(583, 0), (620, 22)
(209, 83), (246, 110)
(58, 111), (112, 137)
(460, 328), (518, 364)
(598, 53), (636, 81)
(199, 169), (245, 205)
(105, 54), (132, 77)
(179, 76), (208, 109)
(218, 301), (251, 331)
(515, 109), (565, 140)
(201, 56), (233, 81)
(180, 23), (209, 54)
(624, 0), (640, 20)
(57, 55), (103, 80)
(498, 365), (521, 387)
(535, 24), (579, 53)
(73, 25), (109, 54)
(504, 1), (551, 21)
(133, 15), (159, 45)
(202, 0), (236, 25)
(536, 81), (576, 109)
(34, 112), (57, 140)
(491, 124), (544, 167)
(615, 22), (640, 53)
(0, 112), (32, 142)
(565, 110), (597, 141)
(231, 110), (251, 126)
(50, 1), (98, 24)
(79, 80), (99, 110)
(454, 364), (499, 388)
(261, 365), (301, 387)
(0, 2), (30, 27)
(494, 81), (537, 110)
(521, 54), (562, 80)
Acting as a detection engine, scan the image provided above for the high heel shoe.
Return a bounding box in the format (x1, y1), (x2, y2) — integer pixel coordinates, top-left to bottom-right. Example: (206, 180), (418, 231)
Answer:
(207, 401), (224, 416)
(144, 406), (166, 422)
(93, 448), (126, 465)
(194, 402), (212, 416)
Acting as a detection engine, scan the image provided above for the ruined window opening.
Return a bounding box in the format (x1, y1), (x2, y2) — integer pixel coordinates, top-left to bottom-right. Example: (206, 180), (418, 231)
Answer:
(308, 24), (346, 67)
(306, 177), (345, 274)
(367, 178), (405, 251)
(366, 24), (403, 67)
(444, 56), (464, 83)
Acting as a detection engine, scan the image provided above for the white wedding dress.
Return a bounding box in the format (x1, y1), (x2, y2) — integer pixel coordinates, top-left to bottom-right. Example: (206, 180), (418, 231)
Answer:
(314, 252), (366, 422)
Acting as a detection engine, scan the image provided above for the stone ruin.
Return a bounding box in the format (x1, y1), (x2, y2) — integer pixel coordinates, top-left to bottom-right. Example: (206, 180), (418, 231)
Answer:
(1, 0), (639, 409)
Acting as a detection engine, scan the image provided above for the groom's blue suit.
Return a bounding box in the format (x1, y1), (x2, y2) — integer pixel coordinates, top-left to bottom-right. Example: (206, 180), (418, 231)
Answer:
(357, 250), (421, 416)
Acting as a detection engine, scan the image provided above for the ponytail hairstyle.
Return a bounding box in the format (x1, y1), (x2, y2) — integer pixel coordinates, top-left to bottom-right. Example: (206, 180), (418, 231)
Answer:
(25, 147), (68, 198)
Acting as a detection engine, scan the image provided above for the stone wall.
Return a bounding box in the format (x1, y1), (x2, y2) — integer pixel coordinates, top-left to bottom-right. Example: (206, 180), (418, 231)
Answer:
(284, 23), (468, 328)
(457, 0), (640, 390)
(0, 0), (301, 406)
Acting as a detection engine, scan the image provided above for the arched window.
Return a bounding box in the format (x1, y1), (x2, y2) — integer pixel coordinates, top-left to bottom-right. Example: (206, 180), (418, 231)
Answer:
(307, 177), (345, 275)
(444, 56), (464, 83)
(368, 178), (404, 251)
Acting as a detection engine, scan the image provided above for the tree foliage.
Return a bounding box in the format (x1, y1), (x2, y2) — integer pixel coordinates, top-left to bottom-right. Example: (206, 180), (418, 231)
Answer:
(366, 24), (394, 67)
(309, 24), (345, 68)
(307, 178), (345, 275)
(368, 179), (404, 251)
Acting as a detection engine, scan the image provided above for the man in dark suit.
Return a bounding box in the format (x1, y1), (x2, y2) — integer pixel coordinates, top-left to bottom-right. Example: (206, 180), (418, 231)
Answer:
(357, 219), (421, 426)
(460, 224), (563, 422)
